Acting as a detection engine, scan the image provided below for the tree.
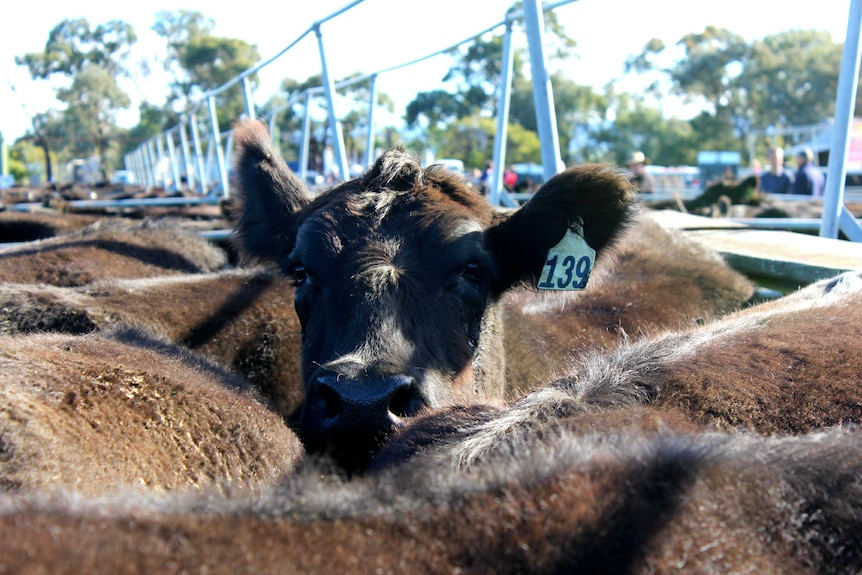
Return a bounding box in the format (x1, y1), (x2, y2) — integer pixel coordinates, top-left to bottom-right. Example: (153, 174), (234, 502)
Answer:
(742, 30), (843, 127)
(56, 63), (131, 179)
(15, 18), (137, 181)
(439, 2), (576, 118)
(123, 103), (180, 158)
(152, 10), (260, 131)
(626, 26), (850, 163)
(509, 73), (608, 164)
(405, 2), (577, 156)
(16, 18), (136, 79)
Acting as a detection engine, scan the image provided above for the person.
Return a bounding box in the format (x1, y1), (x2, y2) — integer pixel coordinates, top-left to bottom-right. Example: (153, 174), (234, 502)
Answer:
(759, 147), (794, 194)
(478, 161), (493, 195)
(792, 148), (825, 196)
(503, 165), (518, 190)
(628, 151), (656, 193)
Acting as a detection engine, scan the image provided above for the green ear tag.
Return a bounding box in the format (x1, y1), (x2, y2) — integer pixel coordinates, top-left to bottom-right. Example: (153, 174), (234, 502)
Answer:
(537, 219), (596, 291)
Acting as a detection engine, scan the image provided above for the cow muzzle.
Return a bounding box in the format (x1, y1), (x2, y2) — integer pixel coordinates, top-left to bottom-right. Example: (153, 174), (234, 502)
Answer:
(299, 373), (427, 470)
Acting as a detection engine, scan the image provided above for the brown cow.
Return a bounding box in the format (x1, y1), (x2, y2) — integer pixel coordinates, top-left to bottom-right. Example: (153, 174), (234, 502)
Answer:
(500, 214), (754, 395)
(0, 420), (859, 574)
(0, 211), (104, 243)
(0, 218), (228, 286)
(0, 327), (302, 494)
(375, 270), (862, 469)
(0, 216), (753, 421)
(230, 118), (637, 470)
(0, 269), (306, 419)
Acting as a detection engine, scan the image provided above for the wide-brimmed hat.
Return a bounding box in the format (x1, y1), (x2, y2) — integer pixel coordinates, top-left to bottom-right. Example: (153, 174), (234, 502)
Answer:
(628, 151), (649, 165)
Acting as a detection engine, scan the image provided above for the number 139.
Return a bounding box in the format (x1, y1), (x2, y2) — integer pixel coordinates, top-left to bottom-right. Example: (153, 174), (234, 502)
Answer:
(538, 254), (592, 290)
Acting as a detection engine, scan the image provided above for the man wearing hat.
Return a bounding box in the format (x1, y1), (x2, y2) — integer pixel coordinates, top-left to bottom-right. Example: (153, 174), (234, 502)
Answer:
(628, 151), (656, 193)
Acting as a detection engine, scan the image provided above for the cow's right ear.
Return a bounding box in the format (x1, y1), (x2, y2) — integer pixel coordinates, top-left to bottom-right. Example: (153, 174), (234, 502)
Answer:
(485, 164), (636, 294)
(230, 118), (312, 265)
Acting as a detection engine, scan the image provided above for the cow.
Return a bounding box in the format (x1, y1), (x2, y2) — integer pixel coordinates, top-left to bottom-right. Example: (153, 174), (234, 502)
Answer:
(369, 270), (862, 469)
(0, 211), (104, 243)
(0, 218), (228, 286)
(0, 327), (302, 494)
(0, 269), (306, 419)
(230, 118), (639, 470)
(499, 214), (755, 395)
(0, 213), (754, 420)
(0, 419), (859, 574)
(644, 175), (760, 217)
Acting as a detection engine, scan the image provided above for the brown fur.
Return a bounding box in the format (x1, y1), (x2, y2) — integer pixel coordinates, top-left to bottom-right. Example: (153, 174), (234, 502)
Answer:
(0, 422), (859, 574)
(0, 220), (753, 434)
(0, 211), (105, 243)
(229, 118), (641, 468)
(502, 214), (755, 394)
(0, 218), (228, 286)
(0, 269), (305, 419)
(0, 328), (302, 494)
(435, 271), (862, 468)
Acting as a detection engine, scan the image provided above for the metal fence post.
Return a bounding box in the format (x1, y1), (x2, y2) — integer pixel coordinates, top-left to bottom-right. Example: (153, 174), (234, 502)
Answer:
(155, 135), (168, 188)
(490, 18), (516, 207)
(522, 0), (563, 182)
(299, 91), (313, 185)
(242, 76), (257, 119)
(365, 73), (379, 167)
(179, 120), (196, 193)
(821, 0), (862, 240)
(166, 130), (182, 192)
(207, 95), (230, 198)
(314, 23), (349, 180)
(146, 139), (158, 188)
(190, 114), (208, 193)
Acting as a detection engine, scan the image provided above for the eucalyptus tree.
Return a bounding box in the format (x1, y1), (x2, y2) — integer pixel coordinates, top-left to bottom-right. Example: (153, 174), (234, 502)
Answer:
(153, 10), (261, 132)
(626, 26), (850, 161)
(15, 18), (137, 181)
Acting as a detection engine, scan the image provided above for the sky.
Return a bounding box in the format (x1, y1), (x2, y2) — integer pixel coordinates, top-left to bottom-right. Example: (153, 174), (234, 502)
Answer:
(0, 0), (856, 143)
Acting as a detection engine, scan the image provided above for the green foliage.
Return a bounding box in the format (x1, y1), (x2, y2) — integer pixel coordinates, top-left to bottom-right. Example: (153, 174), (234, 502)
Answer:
(406, 90), (463, 128)
(55, 62), (130, 176)
(153, 10), (261, 130)
(408, 114), (540, 170)
(15, 18), (136, 79)
(407, 2), (576, 129)
(627, 26), (849, 164)
(743, 30), (843, 126)
(509, 72), (608, 164)
(15, 17), (136, 181)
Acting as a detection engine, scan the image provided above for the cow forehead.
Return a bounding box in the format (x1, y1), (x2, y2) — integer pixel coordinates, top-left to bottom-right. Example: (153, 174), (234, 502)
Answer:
(298, 188), (488, 257)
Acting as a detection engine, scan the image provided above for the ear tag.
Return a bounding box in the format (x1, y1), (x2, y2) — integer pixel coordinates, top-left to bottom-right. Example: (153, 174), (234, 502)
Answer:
(537, 219), (595, 291)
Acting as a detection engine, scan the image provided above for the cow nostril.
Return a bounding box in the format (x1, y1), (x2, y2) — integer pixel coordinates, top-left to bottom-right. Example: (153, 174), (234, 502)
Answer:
(319, 383), (342, 422)
(388, 383), (423, 418)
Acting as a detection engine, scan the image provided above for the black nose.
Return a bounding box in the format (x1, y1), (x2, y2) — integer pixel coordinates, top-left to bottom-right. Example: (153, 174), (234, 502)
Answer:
(311, 374), (424, 437)
(298, 374), (428, 472)
(298, 373), (426, 471)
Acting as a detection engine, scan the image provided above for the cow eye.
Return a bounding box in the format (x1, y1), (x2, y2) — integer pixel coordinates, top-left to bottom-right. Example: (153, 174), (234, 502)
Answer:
(290, 264), (308, 286)
(460, 262), (483, 285)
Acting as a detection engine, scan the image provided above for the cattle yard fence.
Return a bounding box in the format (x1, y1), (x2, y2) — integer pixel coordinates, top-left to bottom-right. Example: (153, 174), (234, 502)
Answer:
(117, 0), (576, 210)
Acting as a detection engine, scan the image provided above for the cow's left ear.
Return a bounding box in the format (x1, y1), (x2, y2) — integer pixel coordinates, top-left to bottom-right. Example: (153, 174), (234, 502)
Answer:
(484, 164), (637, 294)
(230, 118), (312, 265)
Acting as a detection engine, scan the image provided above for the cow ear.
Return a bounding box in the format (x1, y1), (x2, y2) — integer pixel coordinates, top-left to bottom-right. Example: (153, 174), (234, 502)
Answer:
(230, 118), (312, 265)
(485, 164), (636, 293)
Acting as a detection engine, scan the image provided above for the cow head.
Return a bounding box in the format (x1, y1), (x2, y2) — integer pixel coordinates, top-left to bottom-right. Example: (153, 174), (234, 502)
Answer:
(231, 119), (635, 471)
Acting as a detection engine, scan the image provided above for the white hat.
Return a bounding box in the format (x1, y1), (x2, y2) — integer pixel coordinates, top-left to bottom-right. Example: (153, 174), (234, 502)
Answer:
(628, 151), (648, 165)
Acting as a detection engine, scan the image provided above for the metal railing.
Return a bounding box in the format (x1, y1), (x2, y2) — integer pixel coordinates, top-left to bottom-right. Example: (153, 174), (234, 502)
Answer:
(123, 0), (579, 208)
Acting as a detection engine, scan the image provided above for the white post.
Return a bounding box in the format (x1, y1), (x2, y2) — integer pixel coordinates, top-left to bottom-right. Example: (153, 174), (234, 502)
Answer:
(490, 18), (516, 207)
(821, 0), (862, 240)
(522, 0), (562, 181)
